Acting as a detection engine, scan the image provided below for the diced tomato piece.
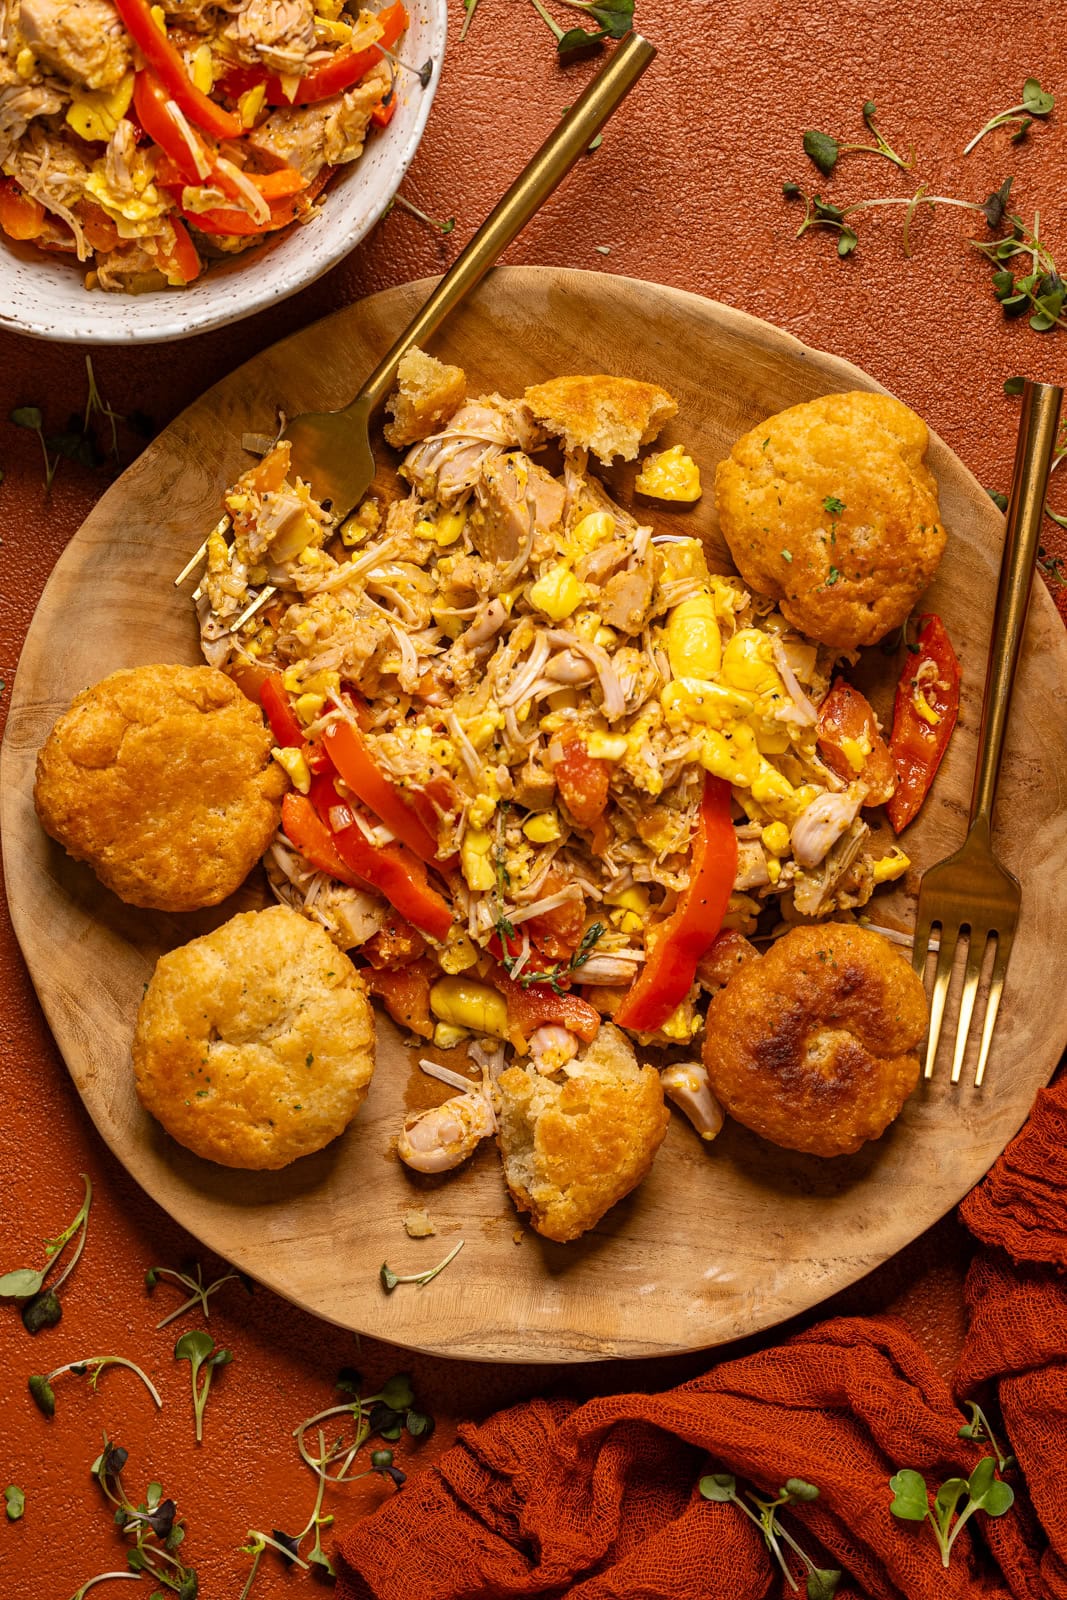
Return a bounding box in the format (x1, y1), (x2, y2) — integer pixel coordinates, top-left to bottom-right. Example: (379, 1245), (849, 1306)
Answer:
(0, 179), (45, 241)
(490, 967), (601, 1051)
(362, 957), (436, 1039)
(816, 679), (897, 806)
(555, 739), (611, 828)
(362, 914), (427, 969)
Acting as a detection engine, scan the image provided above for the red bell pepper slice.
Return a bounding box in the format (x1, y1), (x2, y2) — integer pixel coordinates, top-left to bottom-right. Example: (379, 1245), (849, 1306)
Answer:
(113, 0), (242, 138)
(370, 91), (397, 128)
(308, 772), (453, 941)
(816, 678), (897, 806)
(155, 216), (201, 284)
(281, 793), (371, 891)
(179, 168), (328, 235)
(224, 1), (407, 107)
(490, 967), (601, 1050)
(260, 674), (305, 748)
(614, 777), (737, 1034)
(886, 615), (961, 835)
(323, 718), (441, 865)
(133, 69), (212, 181)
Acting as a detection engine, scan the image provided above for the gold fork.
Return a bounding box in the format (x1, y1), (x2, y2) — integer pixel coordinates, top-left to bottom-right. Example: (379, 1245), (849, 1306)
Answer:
(175, 33), (656, 622)
(913, 379), (1063, 1086)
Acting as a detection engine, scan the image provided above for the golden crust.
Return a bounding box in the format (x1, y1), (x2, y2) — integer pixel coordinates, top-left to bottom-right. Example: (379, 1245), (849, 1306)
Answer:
(714, 391), (946, 648)
(383, 347), (467, 448)
(496, 1023), (669, 1242)
(702, 924), (927, 1157)
(523, 375), (678, 465)
(34, 663), (286, 912)
(133, 905), (375, 1170)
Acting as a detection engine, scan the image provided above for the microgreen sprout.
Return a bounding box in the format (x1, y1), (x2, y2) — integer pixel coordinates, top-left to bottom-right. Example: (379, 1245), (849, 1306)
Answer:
(889, 1457), (1014, 1567)
(10, 405), (59, 490)
(377, 45), (434, 88)
(784, 180), (1000, 261)
(803, 100), (914, 177)
(90, 1434), (198, 1598)
(84, 356), (123, 463)
(958, 1401), (1015, 1473)
(173, 1330), (232, 1443)
(699, 1473), (840, 1597)
(528, 0), (633, 59)
(963, 78), (1055, 155)
(459, 0), (482, 41)
(392, 193), (456, 235)
(28, 1355), (162, 1418)
(5, 1485), (24, 1521)
(0, 1173), (93, 1335)
(380, 1239), (465, 1292)
(238, 1530), (309, 1600)
(145, 1260), (251, 1329)
(68, 1574), (142, 1600)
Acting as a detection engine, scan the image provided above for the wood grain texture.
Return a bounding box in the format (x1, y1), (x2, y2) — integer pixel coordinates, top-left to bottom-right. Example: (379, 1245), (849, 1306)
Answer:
(5, 267), (1067, 1363)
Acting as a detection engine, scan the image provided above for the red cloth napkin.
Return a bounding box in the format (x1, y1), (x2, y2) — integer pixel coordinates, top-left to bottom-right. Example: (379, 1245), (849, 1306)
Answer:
(337, 1077), (1067, 1600)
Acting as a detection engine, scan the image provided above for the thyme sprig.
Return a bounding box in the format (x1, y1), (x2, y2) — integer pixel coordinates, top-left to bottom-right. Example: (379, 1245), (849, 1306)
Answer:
(508, 920), (606, 992)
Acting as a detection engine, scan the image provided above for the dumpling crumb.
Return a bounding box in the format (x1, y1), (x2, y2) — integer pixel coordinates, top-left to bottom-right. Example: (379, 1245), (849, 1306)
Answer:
(403, 1208), (436, 1238)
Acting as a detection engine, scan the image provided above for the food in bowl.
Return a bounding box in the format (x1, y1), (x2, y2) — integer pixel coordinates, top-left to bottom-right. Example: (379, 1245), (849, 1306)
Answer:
(133, 903), (375, 1168)
(0, 0), (407, 290)
(34, 662), (285, 910)
(177, 362), (948, 1227)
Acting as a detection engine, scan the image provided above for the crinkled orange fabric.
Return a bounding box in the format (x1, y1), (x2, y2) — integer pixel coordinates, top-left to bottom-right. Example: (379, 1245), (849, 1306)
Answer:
(336, 1075), (1067, 1600)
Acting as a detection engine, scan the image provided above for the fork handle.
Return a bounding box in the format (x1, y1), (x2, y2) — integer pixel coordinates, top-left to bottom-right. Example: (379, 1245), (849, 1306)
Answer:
(970, 379), (1063, 829)
(345, 31), (656, 418)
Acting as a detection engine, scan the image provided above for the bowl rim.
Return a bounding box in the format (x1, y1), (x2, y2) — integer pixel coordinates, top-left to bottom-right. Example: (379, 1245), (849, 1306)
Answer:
(0, 0), (448, 346)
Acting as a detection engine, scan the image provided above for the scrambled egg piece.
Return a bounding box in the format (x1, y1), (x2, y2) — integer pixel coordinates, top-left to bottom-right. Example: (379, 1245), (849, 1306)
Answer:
(635, 444), (702, 502)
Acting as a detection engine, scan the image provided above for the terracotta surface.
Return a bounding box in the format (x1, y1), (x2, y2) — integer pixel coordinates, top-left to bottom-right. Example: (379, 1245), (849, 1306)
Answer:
(0, 0), (1063, 1592)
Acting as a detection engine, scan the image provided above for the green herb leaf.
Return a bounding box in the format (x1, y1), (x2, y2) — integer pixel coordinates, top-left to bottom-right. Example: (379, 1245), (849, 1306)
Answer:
(822, 496), (846, 516)
(405, 1408), (435, 1438)
(980, 177), (1014, 229)
(888, 1468), (929, 1520)
(10, 406), (43, 431)
(380, 1373), (415, 1411)
(558, 24), (606, 58)
(27, 1374), (55, 1417)
(565, 0), (633, 37)
(0, 1268), (46, 1300)
(803, 129), (840, 176)
(934, 1477), (969, 1522)
(1022, 77), (1054, 115)
(807, 1570), (841, 1600)
(1003, 375), (1025, 397)
(783, 1478), (820, 1502)
(4, 1485), (24, 1521)
(380, 1263), (400, 1292)
(698, 1472), (737, 1502)
(987, 489), (1009, 511)
(174, 1330), (213, 1366)
(837, 227), (858, 257)
(782, 180), (801, 198)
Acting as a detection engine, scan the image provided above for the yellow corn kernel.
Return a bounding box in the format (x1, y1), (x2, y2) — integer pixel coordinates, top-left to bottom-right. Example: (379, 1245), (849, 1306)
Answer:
(238, 83), (266, 127)
(755, 721), (791, 756)
(466, 708), (504, 752)
(468, 793), (497, 829)
(294, 692), (325, 725)
(610, 909), (644, 934)
(150, 3), (166, 30)
(586, 731), (628, 761)
(429, 977), (508, 1040)
(191, 43), (214, 92)
(271, 746), (310, 794)
(439, 928), (479, 974)
(568, 511), (615, 554)
(766, 857), (781, 884)
(528, 565), (586, 621)
(414, 519), (437, 541)
(593, 626), (617, 649)
(635, 443), (702, 502)
(460, 829), (497, 891)
(283, 666), (339, 698)
(665, 592), (722, 680)
(661, 676), (754, 730)
(433, 1022), (470, 1049)
(871, 850), (911, 885)
(315, 0), (345, 15)
(522, 811), (561, 843)
(761, 822), (791, 856)
(913, 687), (941, 726)
(15, 47), (35, 79)
(750, 762), (796, 809)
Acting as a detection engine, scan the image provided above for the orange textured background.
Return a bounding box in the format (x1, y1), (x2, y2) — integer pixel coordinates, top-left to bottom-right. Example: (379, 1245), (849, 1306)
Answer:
(1, 1), (1065, 1593)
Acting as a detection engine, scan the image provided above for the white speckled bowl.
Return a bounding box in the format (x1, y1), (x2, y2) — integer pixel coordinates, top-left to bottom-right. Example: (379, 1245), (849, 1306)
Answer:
(0, 1), (446, 345)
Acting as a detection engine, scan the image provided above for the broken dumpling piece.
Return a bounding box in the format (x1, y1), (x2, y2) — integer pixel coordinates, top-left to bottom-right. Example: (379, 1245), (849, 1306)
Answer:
(383, 348), (468, 448)
(496, 1023), (669, 1242)
(702, 924), (928, 1158)
(523, 374), (678, 465)
(133, 905), (376, 1170)
(714, 392), (946, 649)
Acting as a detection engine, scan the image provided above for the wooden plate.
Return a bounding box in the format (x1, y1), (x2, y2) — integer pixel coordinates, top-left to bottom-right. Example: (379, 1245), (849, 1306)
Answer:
(6, 268), (1067, 1363)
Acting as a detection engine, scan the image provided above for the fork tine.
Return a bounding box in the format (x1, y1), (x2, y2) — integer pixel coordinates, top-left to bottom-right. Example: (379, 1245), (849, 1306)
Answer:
(911, 907), (933, 978)
(975, 929), (1013, 1088)
(950, 930), (989, 1085)
(174, 539), (208, 588)
(924, 922), (960, 1080)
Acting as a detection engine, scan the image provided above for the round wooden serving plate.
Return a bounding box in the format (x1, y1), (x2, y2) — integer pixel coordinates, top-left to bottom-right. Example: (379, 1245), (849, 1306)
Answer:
(6, 268), (1067, 1363)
